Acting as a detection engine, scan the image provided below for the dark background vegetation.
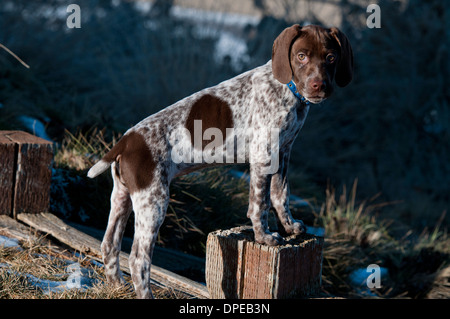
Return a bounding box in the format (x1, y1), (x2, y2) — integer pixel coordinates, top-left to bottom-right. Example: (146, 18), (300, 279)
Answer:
(0, 0), (449, 298)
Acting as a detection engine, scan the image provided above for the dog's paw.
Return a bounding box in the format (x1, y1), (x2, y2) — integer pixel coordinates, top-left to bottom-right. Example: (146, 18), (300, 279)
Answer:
(281, 219), (306, 236)
(105, 272), (126, 286)
(256, 232), (284, 246)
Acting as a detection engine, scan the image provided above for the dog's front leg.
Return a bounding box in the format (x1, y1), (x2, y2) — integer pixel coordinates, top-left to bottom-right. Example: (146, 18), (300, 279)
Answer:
(247, 164), (283, 246)
(270, 149), (306, 236)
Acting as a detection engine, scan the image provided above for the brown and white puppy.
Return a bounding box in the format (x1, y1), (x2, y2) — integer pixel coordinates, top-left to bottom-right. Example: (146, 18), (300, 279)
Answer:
(88, 24), (353, 298)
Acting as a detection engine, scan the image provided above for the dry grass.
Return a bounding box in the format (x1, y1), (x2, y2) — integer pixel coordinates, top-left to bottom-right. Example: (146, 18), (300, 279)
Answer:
(316, 181), (449, 298)
(0, 235), (189, 299)
(318, 180), (394, 247)
(55, 128), (120, 171)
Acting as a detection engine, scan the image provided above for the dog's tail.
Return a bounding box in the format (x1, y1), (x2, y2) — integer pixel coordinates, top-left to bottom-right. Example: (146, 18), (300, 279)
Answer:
(87, 135), (127, 179)
(87, 160), (111, 178)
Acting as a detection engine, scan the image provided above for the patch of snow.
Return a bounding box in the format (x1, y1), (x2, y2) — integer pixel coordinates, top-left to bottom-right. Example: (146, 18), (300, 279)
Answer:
(305, 226), (325, 237)
(90, 259), (104, 268)
(170, 6), (260, 28)
(349, 266), (388, 296)
(171, 5), (259, 72)
(23, 273), (69, 293)
(18, 115), (52, 141)
(134, 0), (152, 14)
(135, 3), (261, 72)
(0, 261), (98, 294)
(0, 235), (21, 249)
(214, 31), (250, 72)
(111, 0), (122, 7)
(65, 263), (98, 291)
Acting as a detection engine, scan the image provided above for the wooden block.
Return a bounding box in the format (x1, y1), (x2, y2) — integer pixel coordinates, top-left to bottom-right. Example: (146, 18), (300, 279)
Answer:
(0, 131), (53, 217)
(205, 226), (324, 299)
(0, 134), (15, 215)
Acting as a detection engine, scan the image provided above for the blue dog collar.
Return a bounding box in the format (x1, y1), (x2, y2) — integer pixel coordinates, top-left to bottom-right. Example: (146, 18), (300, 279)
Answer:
(287, 80), (310, 105)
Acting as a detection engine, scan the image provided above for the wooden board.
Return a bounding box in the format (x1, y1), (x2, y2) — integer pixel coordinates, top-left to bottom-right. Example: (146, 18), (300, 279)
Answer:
(0, 131), (53, 217)
(0, 215), (37, 242)
(65, 221), (205, 278)
(205, 226), (324, 299)
(0, 214), (87, 258)
(17, 212), (209, 299)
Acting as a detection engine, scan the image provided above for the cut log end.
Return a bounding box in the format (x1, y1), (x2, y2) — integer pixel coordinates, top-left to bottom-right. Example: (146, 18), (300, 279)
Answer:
(0, 131), (53, 216)
(205, 226), (324, 299)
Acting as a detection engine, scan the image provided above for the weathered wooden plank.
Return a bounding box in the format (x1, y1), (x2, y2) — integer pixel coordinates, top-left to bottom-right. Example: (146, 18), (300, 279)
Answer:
(205, 226), (324, 299)
(0, 134), (15, 215)
(0, 215), (37, 242)
(65, 220), (205, 277)
(17, 212), (209, 299)
(0, 215), (80, 258)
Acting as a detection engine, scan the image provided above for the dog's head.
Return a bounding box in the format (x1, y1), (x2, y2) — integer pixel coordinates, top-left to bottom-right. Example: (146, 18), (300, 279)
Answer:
(272, 24), (353, 104)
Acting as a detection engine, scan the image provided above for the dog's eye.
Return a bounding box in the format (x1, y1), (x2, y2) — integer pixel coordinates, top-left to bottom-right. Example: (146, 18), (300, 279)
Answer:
(326, 53), (337, 64)
(298, 53), (307, 62)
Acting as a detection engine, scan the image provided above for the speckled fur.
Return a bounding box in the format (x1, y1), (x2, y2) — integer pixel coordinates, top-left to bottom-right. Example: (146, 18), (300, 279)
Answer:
(88, 24), (353, 298)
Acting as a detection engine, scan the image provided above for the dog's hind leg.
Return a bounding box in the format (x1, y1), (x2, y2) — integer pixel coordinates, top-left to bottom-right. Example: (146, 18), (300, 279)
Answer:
(101, 162), (133, 285)
(128, 178), (169, 299)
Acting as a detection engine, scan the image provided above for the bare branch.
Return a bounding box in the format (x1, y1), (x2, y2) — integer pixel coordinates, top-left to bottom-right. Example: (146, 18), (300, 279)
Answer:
(0, 43), (30, 69)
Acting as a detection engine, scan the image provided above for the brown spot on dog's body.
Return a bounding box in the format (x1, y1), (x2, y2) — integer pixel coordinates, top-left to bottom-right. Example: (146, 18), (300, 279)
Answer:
(103, 131), (156, 194)
(185, 94), (234, 150)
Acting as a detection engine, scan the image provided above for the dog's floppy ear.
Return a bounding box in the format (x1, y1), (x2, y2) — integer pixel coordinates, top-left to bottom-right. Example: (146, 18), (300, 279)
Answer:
(329, 27), (354, 87)
(272, 24), (302, 84)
